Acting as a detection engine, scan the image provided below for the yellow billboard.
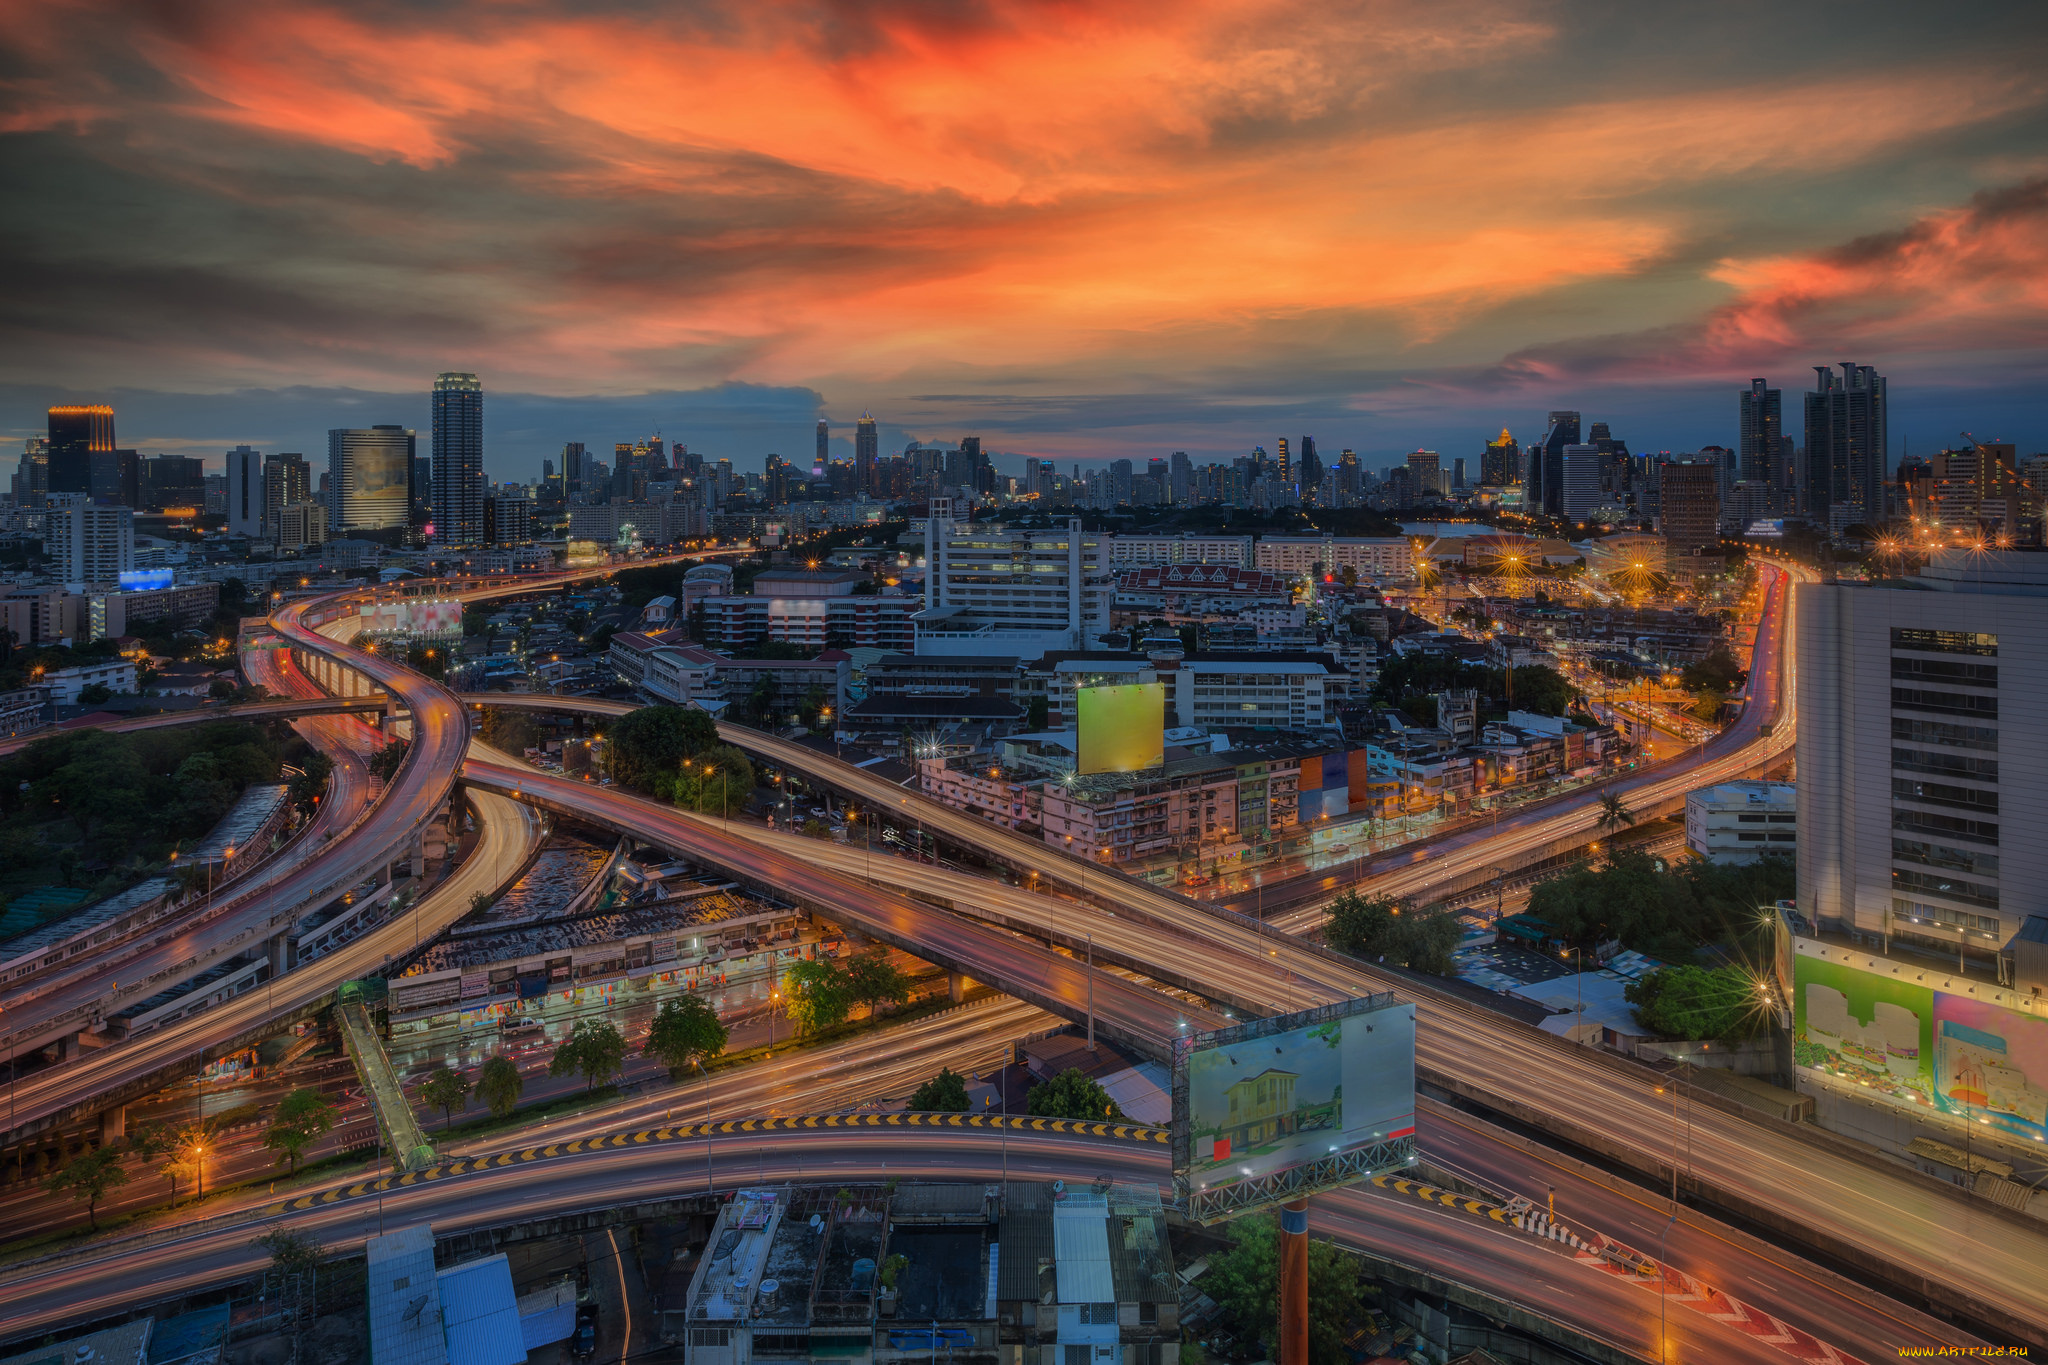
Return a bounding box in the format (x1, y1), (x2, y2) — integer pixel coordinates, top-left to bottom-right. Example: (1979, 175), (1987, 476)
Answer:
(1076, 681), (1165, 774)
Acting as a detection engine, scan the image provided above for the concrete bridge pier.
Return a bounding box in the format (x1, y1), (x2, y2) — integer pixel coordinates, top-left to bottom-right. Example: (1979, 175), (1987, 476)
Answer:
(98, 1105), (125, 1144)
(268, 933), (297, 978)
(948, 972), (970, 1003)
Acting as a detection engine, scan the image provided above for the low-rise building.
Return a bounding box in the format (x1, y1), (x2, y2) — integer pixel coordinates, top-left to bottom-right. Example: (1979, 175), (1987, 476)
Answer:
(1253, 535), (1413, 581)
(1686, 780), (1795, 863)
(42, 658), (137, 704)
(1033, 650), (1345, 732)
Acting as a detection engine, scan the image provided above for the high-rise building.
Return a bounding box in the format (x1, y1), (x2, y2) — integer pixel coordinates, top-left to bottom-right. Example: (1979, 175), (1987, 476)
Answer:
(227, 445), (264, 538)
(1169, 451), (1193, 506)
(1739, 378), (1785, 489)
(484, 490), (534, 545)
(1531, 411), (1581, 516)
(140, 456), (205, 512)
(328, 425), (417, 531)
(1480, 428), (1517, 487)
(1560, 445), (1604, 521)
(1406, 450), (1441, 501)
(918, 497), (1112, 656)
(562, 441), (587, 498)
(263, 453), (313, 538)
(855, 413), (878, 497)
(431, 372), (484, 544)
(1804, 363), (1888, 533)
(1797, 549), (2048, 965)
(1276, 438), (1292, 490)
(412, 456), (433, 526)
(46, 405), (114, 498)
(89, 448), (138, 507)
(815, 420), (830, 478)
(44, 492), (134, 585)
(13, 438), (48, 508)
(1658, 458), (1721, 563)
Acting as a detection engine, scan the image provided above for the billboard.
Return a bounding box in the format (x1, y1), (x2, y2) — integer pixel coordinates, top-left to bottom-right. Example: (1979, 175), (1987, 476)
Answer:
(358, 598), (463, 638)
(1173, 993), (1417, 1223)
(118, 568), (174, 591)
(1075, 681), (1165, 775)
(1793, 940), (2048, 1144)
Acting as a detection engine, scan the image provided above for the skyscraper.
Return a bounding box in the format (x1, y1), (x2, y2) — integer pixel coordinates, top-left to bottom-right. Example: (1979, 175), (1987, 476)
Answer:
(1480, 428), (1517, 487)
(328, 425), (417, 531)
(815, 419), (830, 478)
(1561, 445), (1604, 521)
(13, 438), (48, 508)
(45, 493), (133, 585)
(562, 441), (587, 498)
(1659, 458), (1721, 563)
(1804, 363), (1888, 533)
(1276, 438), (1292, 490)
(1531, 411), (1580, 515)
(431, 372), (484, 544)
(263, 452), (312, 537)
(1739, 378), (1784, 488)
(227, 445), (264, 538)
(46, 405), (115, 498)
(855, 413), (878, 497)
(1169, 451), (1193, 506)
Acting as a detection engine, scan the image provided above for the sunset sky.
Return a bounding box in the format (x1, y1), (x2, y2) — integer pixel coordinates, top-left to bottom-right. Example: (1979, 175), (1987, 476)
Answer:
(4, 0), (2047, 477)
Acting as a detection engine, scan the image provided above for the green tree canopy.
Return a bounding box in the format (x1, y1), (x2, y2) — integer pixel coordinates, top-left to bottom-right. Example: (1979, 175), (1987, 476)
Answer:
(480, 708), (542, 755)
(45, 1146), (129, 1229)
(1323, 892), (1460, 975)
(254, 1226), (323, 1277)
(476, 1055), (524, 1117)
(1202, 1211), (1367, 1365)
(418, 1065), (471, 1130)
(844, 946), (910, 1017)
(1681, 645), (1747, 694)
(1625, 965), (1770, 1041)
(369, 739), (409, 782)
(781, 957), (852, 1035)
(1522, 849), (1793, 960)
(608, 705), (721, 795)
(907, 1068), (970, 1112)
(550, 1018), (627, 1092)
(262, 1087), (338, 1174)
(674, 745), (754, 815)
(1026, 1067), (1124, 1122)
(644, 994), (729, 1078)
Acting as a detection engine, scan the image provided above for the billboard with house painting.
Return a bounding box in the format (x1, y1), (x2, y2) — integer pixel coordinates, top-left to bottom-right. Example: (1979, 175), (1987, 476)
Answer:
(1792, 940), (2048, 1145)
(1172, 992), (1416, 1222)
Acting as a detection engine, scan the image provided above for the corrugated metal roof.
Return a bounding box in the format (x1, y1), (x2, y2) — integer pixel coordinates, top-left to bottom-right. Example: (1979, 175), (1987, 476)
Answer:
(1051, 1195), (1114, 1305)
(366, 1226), (448, 1365)
(995, 1183), (1053, 1302)
(437, 1255), (527, 1365)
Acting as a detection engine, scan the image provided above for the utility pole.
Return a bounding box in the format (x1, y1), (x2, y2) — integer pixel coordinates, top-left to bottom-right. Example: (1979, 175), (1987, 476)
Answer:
(1279, 1200), (1309, 1365)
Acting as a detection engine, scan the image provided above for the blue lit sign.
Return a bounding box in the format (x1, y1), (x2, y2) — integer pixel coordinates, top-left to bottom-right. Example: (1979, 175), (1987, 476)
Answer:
(118, 569), (174, 591)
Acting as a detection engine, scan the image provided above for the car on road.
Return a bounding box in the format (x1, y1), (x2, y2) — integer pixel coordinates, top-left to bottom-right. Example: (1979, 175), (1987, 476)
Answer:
(570, 1303), (598, 1360)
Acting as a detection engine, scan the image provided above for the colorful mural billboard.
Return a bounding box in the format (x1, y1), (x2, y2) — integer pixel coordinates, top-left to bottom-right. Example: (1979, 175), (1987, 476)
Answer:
(1793, 945), (2048, 1144)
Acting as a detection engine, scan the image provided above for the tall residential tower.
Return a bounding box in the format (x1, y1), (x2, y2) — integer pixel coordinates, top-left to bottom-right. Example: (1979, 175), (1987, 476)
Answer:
(431, 372), (484, 544)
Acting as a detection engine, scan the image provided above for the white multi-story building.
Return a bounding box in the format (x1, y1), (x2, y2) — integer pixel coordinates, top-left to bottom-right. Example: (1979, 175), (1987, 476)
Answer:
(1036, 650), (1342, 731)
(917, 498), (1112, 656)
(226, 444), (265, 538)
(1798, 550), (2048, 962)
(1686, 780), (1796, 863)
(43, 493), (133, 586)
(1253, 535), (1413, 582)
(1106, 533), (1253, 566)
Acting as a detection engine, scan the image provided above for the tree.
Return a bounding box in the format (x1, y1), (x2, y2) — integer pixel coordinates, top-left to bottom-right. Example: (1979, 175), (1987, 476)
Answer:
(418, 1065), (471, 1130)
(644, 994), (729, 1079)
(44, 1146), (129, 1229)
(288, 751), (333, 814)
(549, 1018), (627, 1092)
(1026, 697), (1049, 729)
(1524, 847), (1793, 961)
(1202, 1211), (1366, 1365)
(369, 739), (409, 782)
(607, 705), (720, 795)
(76, 683), (113, 706)
(1323, 892), (1460, 975)
(208, 678), (237, 700)
(780, 957), (852, 1035)
(1596, 791), (1637, 838)
(254, 1226), (323, 1277)
(844, 946), (910, 1017)
(799, 817), (830, 839)
(125, 1120), (177, 1173)
(262, 1088), (339, 1175)
(907, 1068), (970, 1112)
(476, 1055), (524, 1117)
(676, 745), (754, 816)
(1626, 965), (1768, 1041)
(1026, 1067), (1124, 1122)
(480, 707), (541, 755)
(1681, 645), (1747, 695)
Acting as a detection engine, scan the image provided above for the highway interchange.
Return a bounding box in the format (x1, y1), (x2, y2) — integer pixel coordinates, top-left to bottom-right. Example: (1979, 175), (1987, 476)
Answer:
(0, 553), (2036, 1358)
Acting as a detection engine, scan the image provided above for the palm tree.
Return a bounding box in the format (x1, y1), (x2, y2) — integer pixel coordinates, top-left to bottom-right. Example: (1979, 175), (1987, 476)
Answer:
(1596, 791), (1636, 838)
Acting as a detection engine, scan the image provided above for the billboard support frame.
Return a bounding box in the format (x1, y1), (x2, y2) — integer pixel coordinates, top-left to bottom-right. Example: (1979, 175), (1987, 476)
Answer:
(1171, 991), (1418, 1225)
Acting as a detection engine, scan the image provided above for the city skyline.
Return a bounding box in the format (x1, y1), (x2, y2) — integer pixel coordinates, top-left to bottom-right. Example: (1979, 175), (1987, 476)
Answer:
(4, 3), (2048, 474)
